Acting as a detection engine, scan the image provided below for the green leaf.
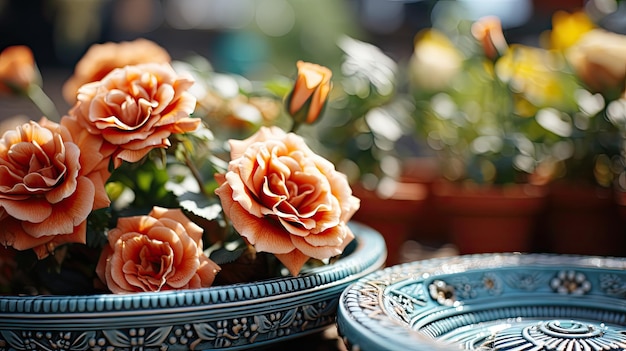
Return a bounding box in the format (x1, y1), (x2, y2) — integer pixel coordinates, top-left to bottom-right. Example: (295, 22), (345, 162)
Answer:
(85, 207), (112, 249)
(264, 77), (292, 98)
(177, 191), (223, 222)
(209, 246), (246, 265)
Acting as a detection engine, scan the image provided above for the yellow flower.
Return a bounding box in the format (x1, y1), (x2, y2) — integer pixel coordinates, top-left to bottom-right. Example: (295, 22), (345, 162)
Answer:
(496, 45), (573, 115)
(286, 61), (332, 128)
(545, 10), (595, 51)
(409, 29), (463, 91)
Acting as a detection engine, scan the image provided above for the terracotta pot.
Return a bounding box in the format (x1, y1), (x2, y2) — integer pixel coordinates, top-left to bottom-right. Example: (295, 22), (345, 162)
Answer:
(432, 181), (547, 255)
(398, 156), (448, 249)
(614, 189), (626, 222)
(352, 181), (428, 266)
(543, 182), (625, 256)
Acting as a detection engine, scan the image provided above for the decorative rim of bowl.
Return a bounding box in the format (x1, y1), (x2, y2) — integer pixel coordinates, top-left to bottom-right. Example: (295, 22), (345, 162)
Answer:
(337, 253), (626, 351)
(0, 221), (386, 320)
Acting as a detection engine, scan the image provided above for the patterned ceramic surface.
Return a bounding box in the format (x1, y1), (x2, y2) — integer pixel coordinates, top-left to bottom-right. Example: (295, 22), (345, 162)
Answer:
(0, 222), (386, 351)
(336, 253), (626, 351)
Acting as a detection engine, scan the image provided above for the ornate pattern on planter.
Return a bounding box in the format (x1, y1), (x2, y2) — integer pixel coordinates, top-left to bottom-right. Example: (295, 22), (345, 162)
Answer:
(337, 253), (626, 351)
(0, 222), (386, 351)
(478, 319), (626, 351)
(0, 299), (338, 350)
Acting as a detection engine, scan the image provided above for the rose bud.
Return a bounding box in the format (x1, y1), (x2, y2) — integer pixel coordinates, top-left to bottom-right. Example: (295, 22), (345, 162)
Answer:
(285, 61), (332, 131)
(471, 16), (508, 61)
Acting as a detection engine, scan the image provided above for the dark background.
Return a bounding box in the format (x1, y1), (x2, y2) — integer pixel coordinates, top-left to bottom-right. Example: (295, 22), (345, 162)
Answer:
(0, 0), (602, 70)
(1, 0), (606, 119)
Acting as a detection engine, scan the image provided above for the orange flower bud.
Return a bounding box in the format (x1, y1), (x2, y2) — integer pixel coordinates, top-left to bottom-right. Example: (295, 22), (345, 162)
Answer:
(471, 16), (508, 61)
(286, 61), (332, 128)
(0, 45), (38, 94)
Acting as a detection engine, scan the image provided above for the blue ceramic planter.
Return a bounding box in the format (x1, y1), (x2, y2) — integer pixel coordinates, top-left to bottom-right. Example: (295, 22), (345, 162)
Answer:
(0, 222), (386, 351)
(337, 253), (626, 351)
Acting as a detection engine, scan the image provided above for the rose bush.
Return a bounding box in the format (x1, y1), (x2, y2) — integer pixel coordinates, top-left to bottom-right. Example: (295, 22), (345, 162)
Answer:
(0, 117), (110, 259)
(96, 207), (220, 293)
(62, 38), (171, 104)
(67, 62), (200, 168)
(0, 38), (357, 295)
(215, 126), (360, 276)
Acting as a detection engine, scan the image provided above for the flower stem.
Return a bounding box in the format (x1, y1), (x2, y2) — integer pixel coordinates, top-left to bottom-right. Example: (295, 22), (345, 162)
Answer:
(26, 84), (60, 121)
(290, 120), (301, 133)
(183, 148), (208, 197)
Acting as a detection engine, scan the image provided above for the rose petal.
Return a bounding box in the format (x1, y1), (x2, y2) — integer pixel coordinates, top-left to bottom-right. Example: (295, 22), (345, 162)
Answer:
(274, 250), (311, 277)
(0, 197), (52, 223)
(21, 176), (94, 237)
(31, 221), (88, 259)
(217, 183), (295, 254)
(62, 38), (171, 104)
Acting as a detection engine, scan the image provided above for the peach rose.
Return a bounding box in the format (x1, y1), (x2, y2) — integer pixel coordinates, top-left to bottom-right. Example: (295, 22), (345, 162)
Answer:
(62, 38), (171, 104)
(67, 62), (199, 168)
(96, 207), (221, 293)
(286, 61), (332, 126)
(0, 45), (38, 94)
(215, 126), (360, 276)
(0, 117), (110, 259)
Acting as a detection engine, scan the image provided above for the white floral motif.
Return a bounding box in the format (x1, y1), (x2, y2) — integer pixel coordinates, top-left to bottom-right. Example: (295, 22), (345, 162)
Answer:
(550, 270), (591, 295)
(429, 280), (456, 306)
(481, 320), (626, 351)
(482, 273), (503, 295)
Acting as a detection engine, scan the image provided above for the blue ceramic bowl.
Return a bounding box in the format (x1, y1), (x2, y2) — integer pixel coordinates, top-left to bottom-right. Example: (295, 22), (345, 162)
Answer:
(337, 253), (626, 351)
(0, 222), (386, 351)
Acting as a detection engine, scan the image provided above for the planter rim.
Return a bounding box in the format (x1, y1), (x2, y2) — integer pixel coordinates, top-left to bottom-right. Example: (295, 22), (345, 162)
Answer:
(0, 222), (387, 350)
(337, 253), (626, 351)
(0, 222), (386, 317)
